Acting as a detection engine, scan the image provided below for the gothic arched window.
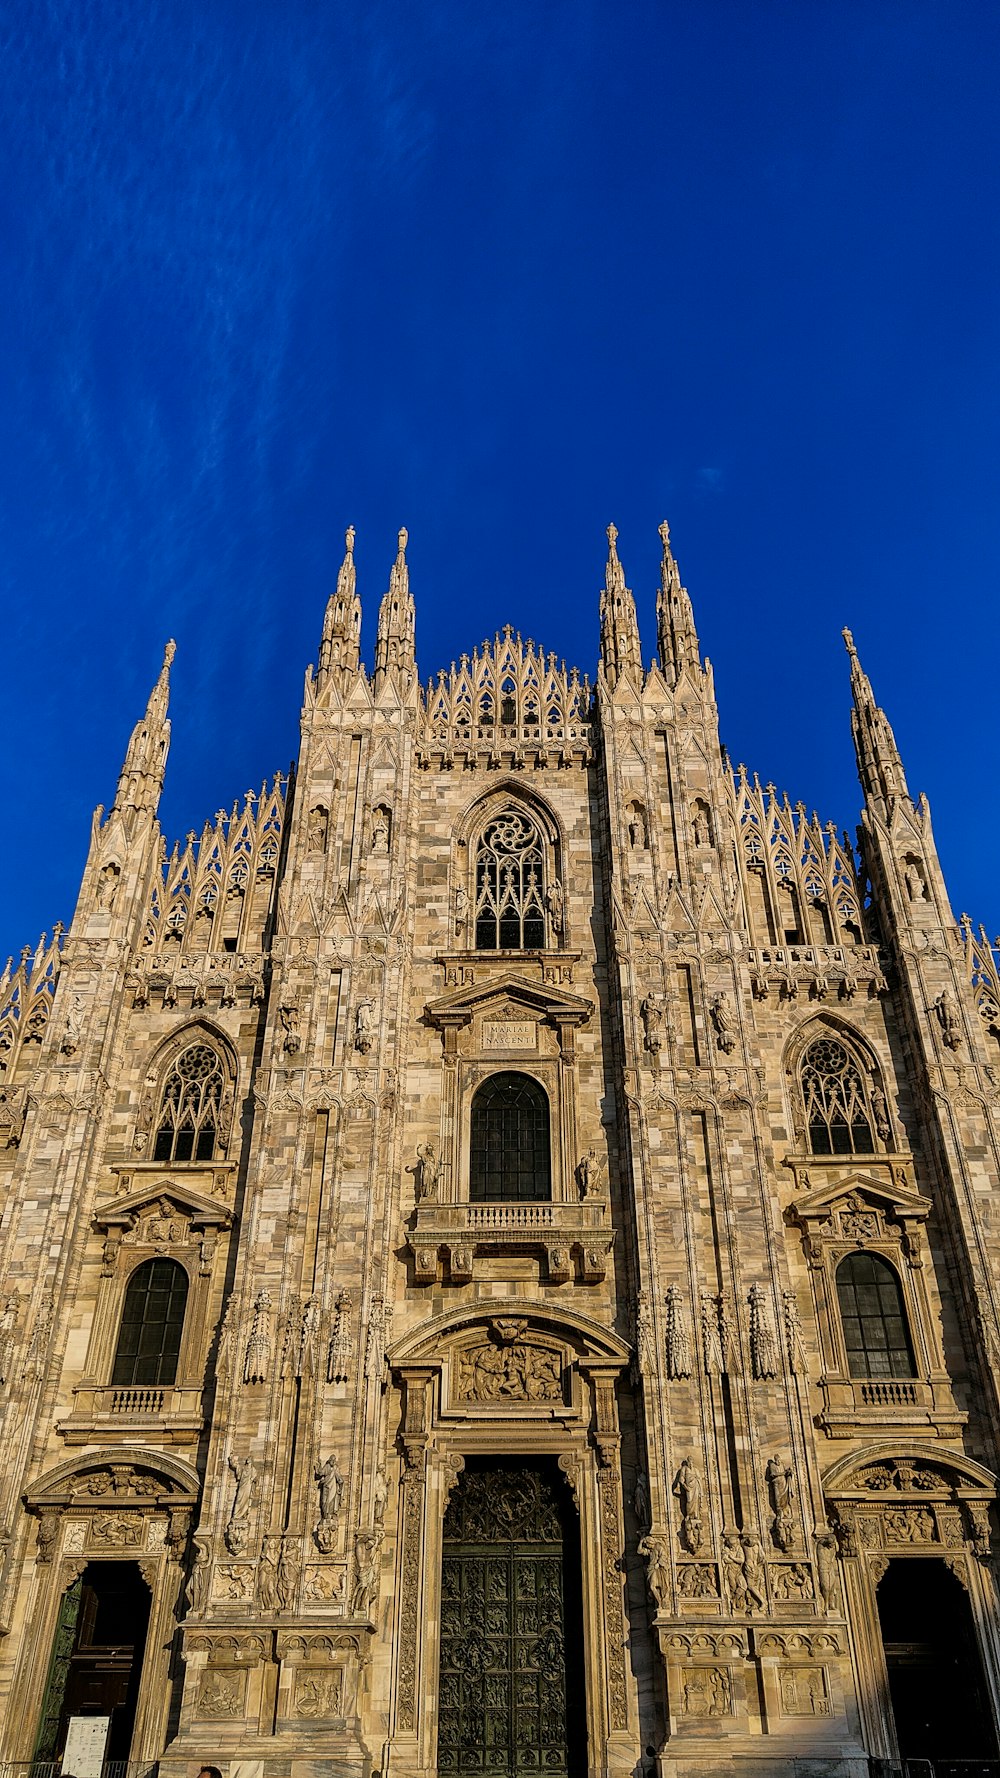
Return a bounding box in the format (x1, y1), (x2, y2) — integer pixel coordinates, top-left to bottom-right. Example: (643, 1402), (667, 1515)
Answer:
(153, 1043), (226, 1163)
(469, 1073), (551, 1203)
(111, 1258), (189, 1387)
(474, 809), (547, 950)
(800, 1035), (876, 1155)
(835, 1252), (915, 1379)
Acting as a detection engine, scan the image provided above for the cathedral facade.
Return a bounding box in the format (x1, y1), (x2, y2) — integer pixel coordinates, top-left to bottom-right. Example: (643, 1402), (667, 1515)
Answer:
(2, 521), (1000, 1778)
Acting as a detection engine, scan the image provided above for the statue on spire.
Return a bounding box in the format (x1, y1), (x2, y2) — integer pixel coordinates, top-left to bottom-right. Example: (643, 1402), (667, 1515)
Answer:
(599, 523), (643, 690)
(112, 640), (176, 816)
(656, 520), (700, 685)
(318, 525), (362, 685)
(842, 628), (910, 807)
(374, 526), (416, 688)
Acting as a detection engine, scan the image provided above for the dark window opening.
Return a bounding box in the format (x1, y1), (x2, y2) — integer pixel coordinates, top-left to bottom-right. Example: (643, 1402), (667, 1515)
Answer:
(111, 1257), (189, 1387)
(836, 1252), (915, 1379)
(877, 1558), (998, 1760)
(470, 1072), (551, 1202)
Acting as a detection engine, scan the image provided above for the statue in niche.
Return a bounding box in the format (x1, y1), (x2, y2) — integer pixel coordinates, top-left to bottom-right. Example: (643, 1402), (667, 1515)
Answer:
(372, 1468), (389, 1524)
(277, 1536), (299, 1610)
(673, 1457), (703, 1553)
(638, 1532), (670, 1609)
(741, 1532), (767, 1611)
(691, 799), (712, 848)
(351, 1530), (382, 1617)
(308, 806), (328, 854)
(354, 995), (376, 1054)
(226, 1452), (258, 1553)
(314, 1453), (344, 1553)
(722, 1531), (748, 1612)
(641, 991), (665, 1054)
(185, 1536), (211, 1613)
(96, 862), (120, 909)
(370, 805), (390, 855)
(545, 878), (564, 935)
(406, 1143), (441, 1203)
(279, 1002), (301, 1055)
(627, 803), (647, 849)
(633, 1468), (650, 1530)
(257, 1535), (281, 1611)
(904, 857), (927, 902)
(765, 1455), (795, 1552)
(454, 883), (469, 934)
(710, 991), (737, 1054)
(934, 989), (962, 1050)
(871, 1084), (891, 1141)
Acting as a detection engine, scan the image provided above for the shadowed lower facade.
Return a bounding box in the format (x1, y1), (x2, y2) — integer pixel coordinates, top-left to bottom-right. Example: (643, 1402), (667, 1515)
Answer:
(2, 521), (1000, 1778)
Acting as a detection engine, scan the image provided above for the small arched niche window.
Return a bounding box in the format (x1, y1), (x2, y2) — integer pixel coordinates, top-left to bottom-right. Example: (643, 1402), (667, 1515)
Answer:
(469, 1072), (551, 1202)
(111, 1258), (189, 1387)
(800, 1034), (876, 1155)
(835, 1252), (915, 1379)
(153, 1042), (226, 1162)
(474, 808), (547, 951)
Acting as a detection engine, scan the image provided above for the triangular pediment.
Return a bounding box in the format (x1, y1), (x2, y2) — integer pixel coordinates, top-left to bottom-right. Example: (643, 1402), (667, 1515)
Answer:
(789, 1170), (930, 1224)
(425, 971), (593, 1028)
(94, 1180), (232, 1230)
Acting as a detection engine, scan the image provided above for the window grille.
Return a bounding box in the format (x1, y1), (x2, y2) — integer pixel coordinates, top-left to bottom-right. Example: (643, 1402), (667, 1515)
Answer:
(111, 1257), (189, 1387)
(801, 1035), (875, 1155)
(470, 1073), (551, 1202)
(474, 811), (546, 950)
(153, 1043), (225, 1162)
(836, 1251), (915, 1379)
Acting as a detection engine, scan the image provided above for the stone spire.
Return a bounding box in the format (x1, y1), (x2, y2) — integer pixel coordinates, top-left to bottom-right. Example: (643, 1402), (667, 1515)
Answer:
(317, 526), (362, 686)
(656, 520), (700, 685)
(599, 523), (644, 689)
(374, 527), (416, 687)
(112, 640), (175, 814)
(843, 628), (910, 809)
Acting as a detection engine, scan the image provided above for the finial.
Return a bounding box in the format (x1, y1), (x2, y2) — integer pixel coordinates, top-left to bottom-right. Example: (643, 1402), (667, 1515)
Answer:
(842, 627), (857, 658)
(164, 639), (176, 669)
(397, 527), (408, 555)
(658, 520), (670, 549)
(345, 525), (355, 554)
(607, 522), (619, 552)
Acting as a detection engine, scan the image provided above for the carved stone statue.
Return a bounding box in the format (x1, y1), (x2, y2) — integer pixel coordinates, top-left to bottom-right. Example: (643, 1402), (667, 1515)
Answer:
(257, 1534), (281, 1610)
(226, 1453), (258, 1553)
(354, 996), (376, 1054)
(454, 883), (468, 933)
(371, 805), (390, 854)
(741, 1532), (767, 1612)
(814, 1530), (842, 1612)
(372, 1468), (389, 1524)
(575, 1147), (605, 1200)
(638, 1533), (670, 1610)
(710, 991), (737, 1054)
(640, 992), (665, 1054)
(351, 1530), (382, 1617)
(96, 862), (120, 909)
(766, 1455), (795, 1552)
(186, 1536), (211, 1613)
(633, 1468), (650, 1530)
(406, 1143), (441, 1203)
(545, 879), (564, 935)
(673, 1457), (703, 1553)
(277, 1536), (299, 1610)
(279, 1002), (301, 1055)
(722, 1530), (748, 1612)
(934, 989), (962, 1050)
(314, 1454), (344, 1552)
(308, 806), (328, 854)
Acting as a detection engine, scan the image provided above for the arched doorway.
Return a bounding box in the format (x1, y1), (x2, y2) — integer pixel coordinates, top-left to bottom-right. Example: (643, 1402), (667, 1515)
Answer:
(34, 1561), (152, 1766)
(438, 1459), (586, 1778)
(876, 1559), (998, 1761)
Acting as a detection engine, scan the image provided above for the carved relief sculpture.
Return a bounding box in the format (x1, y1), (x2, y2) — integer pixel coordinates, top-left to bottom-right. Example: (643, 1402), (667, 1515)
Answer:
(673, 1457), (704, 1553)
(765, 1455), (795, 1552)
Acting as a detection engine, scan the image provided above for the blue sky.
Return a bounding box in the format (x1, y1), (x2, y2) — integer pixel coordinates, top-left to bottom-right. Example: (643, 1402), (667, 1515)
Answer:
(2, 0), (998, 957)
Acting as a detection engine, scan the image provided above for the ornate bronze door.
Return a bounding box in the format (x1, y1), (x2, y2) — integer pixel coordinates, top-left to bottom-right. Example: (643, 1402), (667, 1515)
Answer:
(439, 1461), (584, 1778)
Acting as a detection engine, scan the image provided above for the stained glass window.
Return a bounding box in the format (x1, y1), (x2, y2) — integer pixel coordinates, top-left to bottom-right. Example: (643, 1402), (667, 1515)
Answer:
(801, 1036), (875, 1155)
(153, 1043), (225, 1162)
(474, 812), (546, 951)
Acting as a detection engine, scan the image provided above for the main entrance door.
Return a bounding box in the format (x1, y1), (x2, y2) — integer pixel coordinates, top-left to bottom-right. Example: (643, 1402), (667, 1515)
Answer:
(877, 1558), (998, 1762)
(34, 1561), (152, 1764)
(439, 1459), (585, 1778)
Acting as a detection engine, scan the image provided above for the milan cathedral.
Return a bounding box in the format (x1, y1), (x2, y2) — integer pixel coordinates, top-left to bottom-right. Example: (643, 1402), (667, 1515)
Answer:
(1, 521), (999, 1778)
